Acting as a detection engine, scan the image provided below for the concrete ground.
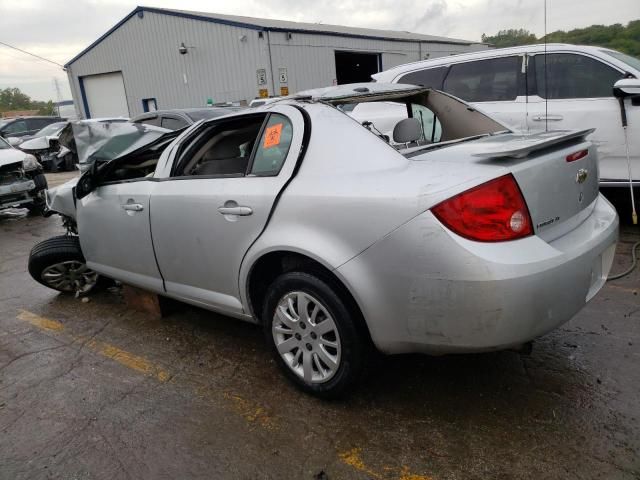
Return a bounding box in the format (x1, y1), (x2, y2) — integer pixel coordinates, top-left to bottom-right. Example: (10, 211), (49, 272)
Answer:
(0, 173), (639, 480)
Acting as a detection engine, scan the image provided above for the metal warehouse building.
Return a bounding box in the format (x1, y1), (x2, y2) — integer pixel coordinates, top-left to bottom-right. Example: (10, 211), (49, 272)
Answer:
(65, 6), (489, 119)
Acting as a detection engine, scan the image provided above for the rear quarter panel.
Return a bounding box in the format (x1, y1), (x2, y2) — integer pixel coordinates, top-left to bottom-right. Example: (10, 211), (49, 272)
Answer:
(238, 104), (503, 314)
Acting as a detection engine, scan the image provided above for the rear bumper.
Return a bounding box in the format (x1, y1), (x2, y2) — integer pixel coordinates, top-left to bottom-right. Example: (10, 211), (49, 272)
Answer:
(0, 180), (36, 209)
(337, 194), (619, 355)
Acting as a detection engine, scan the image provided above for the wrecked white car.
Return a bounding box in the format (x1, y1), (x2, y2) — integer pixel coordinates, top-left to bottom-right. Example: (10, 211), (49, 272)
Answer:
(30, 84), (618, 397)
(0, 135), (48, 214)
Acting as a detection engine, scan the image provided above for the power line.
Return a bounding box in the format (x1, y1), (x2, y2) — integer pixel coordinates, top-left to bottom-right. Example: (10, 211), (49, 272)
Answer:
(0, 41), (65, 69)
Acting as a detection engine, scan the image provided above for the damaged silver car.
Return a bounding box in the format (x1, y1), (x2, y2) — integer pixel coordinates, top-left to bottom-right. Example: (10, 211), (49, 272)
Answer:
(29, 84), (618, 397)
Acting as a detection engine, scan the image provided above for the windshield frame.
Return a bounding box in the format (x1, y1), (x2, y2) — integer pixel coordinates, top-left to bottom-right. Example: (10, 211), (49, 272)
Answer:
(601, 49), (640, 73)
(0, 136), (11, 149)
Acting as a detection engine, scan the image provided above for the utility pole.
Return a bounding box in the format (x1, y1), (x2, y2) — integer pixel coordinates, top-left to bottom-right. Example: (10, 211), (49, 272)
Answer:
(53, 77), (63, 116)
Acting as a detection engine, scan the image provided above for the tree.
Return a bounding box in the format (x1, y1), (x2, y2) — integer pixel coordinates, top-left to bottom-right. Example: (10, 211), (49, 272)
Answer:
(481, 20), (640, 57)
(0, 87), (56, 115)
(0, 87), (34, 112)
(481, 29), (537, 48)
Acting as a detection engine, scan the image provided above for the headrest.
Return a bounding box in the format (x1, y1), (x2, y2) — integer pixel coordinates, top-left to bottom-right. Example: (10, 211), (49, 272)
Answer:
(204, 135), (240, 160)
(393, 118), (422, 144)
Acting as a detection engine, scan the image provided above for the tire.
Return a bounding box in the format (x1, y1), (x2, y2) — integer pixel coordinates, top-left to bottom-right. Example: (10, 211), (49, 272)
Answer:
(63, 154), (75, 172)
(28, 235), (101, 294)
(31, 173), (48, 190)
(26, 173), (48, 216)
(26, 201), (46, 216)
(262, 271), (367, 398)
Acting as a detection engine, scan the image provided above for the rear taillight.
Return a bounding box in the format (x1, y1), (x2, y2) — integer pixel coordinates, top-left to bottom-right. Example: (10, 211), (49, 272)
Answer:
(431, 174), (533, 242)
(566, 149), (588, 162)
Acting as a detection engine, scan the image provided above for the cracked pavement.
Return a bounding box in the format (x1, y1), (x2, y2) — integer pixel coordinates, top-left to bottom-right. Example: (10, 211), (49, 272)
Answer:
(0, 177), (639, 479)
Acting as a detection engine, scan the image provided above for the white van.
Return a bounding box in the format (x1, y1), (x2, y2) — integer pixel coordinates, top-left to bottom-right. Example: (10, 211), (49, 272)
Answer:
(373, 44), (640, 187)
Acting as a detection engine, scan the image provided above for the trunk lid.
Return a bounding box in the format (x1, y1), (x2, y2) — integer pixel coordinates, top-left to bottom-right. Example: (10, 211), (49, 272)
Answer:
(411, 130), (600, 242)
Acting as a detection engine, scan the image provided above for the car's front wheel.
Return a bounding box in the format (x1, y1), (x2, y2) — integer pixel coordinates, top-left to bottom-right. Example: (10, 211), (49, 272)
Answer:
(28, 235), (100, 294)
(263, 272), (367, 398)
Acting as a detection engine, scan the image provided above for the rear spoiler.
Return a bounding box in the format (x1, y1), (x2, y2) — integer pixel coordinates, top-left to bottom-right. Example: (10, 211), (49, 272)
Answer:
(472, 129), (595, 159)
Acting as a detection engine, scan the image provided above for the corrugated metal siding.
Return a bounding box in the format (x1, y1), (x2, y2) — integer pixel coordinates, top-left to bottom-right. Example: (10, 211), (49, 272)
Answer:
(67, 11), (489, 118)
(268, 31), (424, 92)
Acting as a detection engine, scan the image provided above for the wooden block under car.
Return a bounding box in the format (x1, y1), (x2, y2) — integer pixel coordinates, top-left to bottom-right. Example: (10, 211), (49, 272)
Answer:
(122, 284), (175, 319)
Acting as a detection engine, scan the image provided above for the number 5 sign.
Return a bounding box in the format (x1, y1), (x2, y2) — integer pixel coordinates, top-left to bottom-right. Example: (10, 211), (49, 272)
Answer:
(279, 68), (288, 84)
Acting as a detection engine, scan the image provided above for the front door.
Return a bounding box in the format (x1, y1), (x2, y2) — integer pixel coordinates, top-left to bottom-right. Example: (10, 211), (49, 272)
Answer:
(525, 52), (632, 183)
(149, 106), (305, 315)
(76, 180), (162, 292)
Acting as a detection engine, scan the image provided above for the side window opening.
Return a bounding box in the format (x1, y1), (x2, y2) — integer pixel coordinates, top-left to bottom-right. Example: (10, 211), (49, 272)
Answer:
(104, 148), (166, 182)
(533, 53), (623, 99)
(173, 116), (266, 177)
(3, 120), (27, 135)
(443, 56), (521, 102)
(398, 66), (448, 89)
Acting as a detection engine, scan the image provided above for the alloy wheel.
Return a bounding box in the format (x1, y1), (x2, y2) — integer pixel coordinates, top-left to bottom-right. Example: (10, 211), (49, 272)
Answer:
(41, 261), (98, 293)
(272, 291), (341, 384)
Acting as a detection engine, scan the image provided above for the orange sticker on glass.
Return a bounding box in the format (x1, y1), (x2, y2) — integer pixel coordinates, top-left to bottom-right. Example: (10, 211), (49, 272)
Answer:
(263, 123), (283, 148)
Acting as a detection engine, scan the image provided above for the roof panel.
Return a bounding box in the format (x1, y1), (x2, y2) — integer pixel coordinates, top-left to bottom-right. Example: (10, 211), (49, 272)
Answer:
(66, 5), (483, 67)
(154, 7), (478, 45)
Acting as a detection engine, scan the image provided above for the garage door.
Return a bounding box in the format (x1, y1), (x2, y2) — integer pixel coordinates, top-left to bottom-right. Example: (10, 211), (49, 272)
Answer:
(81, 72), (129, 118)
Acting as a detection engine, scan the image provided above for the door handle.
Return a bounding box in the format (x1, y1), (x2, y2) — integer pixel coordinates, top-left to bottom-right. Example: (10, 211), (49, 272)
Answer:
(218, 206), (253, 216)
(532, 114), (564, 122)
(122, 203), (144, 212)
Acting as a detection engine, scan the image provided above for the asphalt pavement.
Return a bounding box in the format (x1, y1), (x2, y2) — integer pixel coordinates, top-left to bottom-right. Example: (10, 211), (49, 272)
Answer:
(0, 174), (638, 479)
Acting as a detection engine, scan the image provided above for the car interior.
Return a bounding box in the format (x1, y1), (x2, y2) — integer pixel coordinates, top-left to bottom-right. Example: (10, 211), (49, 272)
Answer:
(345, 89), (507, 156)
(177, 117), (264, 176)
(98, 113), (293, 184)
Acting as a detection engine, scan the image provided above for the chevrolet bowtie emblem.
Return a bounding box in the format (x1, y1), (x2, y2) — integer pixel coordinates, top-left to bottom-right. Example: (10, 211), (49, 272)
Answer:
(576, 168), (588, 184)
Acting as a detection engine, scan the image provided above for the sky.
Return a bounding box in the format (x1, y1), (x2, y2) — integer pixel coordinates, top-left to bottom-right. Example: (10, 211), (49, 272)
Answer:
(0, 0), (638, 101)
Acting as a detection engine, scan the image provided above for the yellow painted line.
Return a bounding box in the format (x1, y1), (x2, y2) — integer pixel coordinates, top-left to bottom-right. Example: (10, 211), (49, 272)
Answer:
(338, 447), (433, 480)
(16, 310), (432, 478)
(399, 467), (433, 480)
(339, 448), (382, 479)
(17, 309), (65, 332)
(607, 284), (639, 294)
(83, 338), (171, 382)
(16, 310), (170, 382)
(222, 392), (276, 430)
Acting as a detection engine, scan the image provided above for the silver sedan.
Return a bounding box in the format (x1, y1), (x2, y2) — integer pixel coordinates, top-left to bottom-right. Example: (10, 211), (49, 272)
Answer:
(30, 83), (618, 397)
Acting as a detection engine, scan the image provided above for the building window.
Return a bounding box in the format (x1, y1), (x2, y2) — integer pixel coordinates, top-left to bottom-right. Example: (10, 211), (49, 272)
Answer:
(142, 98), (157, 113)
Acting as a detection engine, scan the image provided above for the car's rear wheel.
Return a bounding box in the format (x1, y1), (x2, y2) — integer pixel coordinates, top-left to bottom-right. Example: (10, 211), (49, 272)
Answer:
(263, 272), (367, 398)
(28, 235), (100, 294)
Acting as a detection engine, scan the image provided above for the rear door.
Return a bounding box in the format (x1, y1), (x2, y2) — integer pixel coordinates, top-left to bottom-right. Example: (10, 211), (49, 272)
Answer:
(525, 51), (627, 183)
(149, 106), (305, 315)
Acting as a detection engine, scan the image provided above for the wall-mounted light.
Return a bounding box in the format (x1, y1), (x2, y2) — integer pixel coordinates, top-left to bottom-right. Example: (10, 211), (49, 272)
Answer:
(258, 31), (264, 39)
(286, 32), (292, 40)
(239, 34), (247, 42)
(179, 42), (196, 55)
